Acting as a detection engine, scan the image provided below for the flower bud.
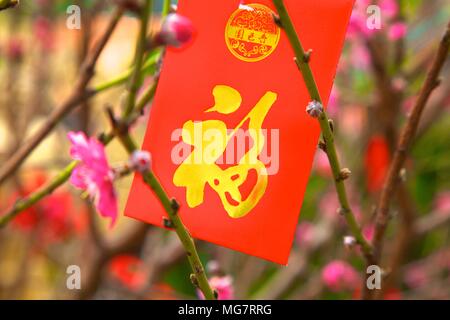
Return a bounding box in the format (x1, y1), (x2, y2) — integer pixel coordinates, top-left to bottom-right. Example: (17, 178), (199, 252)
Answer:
(343, 236), (356, 249)
(156, 13), (194, 48)
(306, 100), (324, 118)
(338, 168), (352, 181)
(129, 150), (152, 172)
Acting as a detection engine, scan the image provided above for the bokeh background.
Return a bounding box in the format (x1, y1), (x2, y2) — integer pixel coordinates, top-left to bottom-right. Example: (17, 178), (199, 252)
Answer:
(0, 0), (449, 299)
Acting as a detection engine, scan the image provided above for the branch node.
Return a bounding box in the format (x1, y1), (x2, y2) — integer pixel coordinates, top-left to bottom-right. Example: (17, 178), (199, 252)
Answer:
(272, 13), (282, 28)
(337, 168), (352, 182)
(190, 274), (199, 288)
(337, 207), (350, 216)
(162, 217), (174, 229)
(303, 49), (313, 63)
(318, 140), (327, 152)
(399, 168), (407, 182)
(170, 198), (180, 213)
(328, 119), (335, 133)
(306, 101), (324, 118)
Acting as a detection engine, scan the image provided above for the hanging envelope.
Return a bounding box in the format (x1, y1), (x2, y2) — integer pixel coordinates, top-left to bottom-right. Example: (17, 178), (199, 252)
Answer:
(125, 0), (355, 264)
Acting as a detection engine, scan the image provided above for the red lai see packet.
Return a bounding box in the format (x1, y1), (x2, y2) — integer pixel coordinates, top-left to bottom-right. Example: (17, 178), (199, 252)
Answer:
(125, 0), (355, 264)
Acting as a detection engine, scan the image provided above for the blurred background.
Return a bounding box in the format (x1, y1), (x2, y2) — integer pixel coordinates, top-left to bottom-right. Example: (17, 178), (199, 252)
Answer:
(0, 0), (449, 299)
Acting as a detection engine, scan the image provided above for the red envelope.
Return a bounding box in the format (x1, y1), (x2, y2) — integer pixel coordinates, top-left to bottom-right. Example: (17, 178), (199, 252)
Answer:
(125, 0), (354, 264)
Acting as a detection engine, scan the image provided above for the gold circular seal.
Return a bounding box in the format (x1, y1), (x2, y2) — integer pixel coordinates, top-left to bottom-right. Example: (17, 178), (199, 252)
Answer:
(225, 3), (281, 62)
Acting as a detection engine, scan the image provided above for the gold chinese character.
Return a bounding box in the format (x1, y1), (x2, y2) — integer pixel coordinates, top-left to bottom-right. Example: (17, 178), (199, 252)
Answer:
(173, 85), (277, 218)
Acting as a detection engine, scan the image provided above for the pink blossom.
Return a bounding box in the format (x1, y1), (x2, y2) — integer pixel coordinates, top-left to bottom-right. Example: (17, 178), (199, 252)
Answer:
(33, 16), (55, 51)
(347, 0), (378, 39)
(313, 151), (332, 177)
(211, 276), (234, 300)
(404, 265), (428, 289)
(296, 222), (315, 247)
(327, 86), (340, 117)
(156, 13), (194, 48)
(388, 22), (408, 40)
(347, 11), (367, 39)
(379, 0), (399, 19)
(129, 150), (152, 172)
(322, 260), (360, 292)
(6, 38), (24, 61)
(363, 224), (375, 242)
(350, 42), (371, 70)
(434, 191), (450, 216)
(68, 132), (118, 226)
(340, 105), (367, 137)
(198, 276), (234, 300)
(319, 191), (340, 221)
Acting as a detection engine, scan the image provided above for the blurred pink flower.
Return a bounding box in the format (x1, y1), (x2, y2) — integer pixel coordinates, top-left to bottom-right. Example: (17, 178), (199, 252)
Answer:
(327, 86), (340, 117)
(6, 38), (24, 62)
(313, 151), (332, 177)
(363, 224), (375, 242)
(33, 16), (55, 51)
(434, 191), (450, 216)
(322, 260), (360, 292)
(199, 276), (234, 300)
(388, 22), (408, 40)
(379, 0), (399, 19)
(68, 132), (118, 227)
(340, 105), (367, 137)
(319, 191), (339, 221)
(156, 13), (194, 48)
(296, 222), (315, 248)
(211, 276), (234, 300)
(404, 265), (428, 289)
(347, 0), (378, 39)
(350, 42), (371, 70)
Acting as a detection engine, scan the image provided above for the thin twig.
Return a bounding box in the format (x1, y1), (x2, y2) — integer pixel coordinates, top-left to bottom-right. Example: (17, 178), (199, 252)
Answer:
(371, 23), (450, 260)
(0, 80), (159, 227)
(108, 115), (216, 300)
(365, 21), (450, 299)
(272, 0), (373, 261)
(0, 6), (124, 185)
(124, 0), (152, 117)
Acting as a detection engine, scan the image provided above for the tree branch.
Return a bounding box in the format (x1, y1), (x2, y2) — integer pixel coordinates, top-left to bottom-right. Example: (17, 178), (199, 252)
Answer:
(371, 22), (450, 261)
(0, 79), (159, 228)
(0, 6), (124, 185)
(272, 0), (373, 261)
(365, 21), (450, 299)
(108, 118), (216, 300)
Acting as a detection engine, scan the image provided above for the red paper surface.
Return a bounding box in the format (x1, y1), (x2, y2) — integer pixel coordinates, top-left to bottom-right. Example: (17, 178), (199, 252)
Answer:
(125, 0), (354, 264)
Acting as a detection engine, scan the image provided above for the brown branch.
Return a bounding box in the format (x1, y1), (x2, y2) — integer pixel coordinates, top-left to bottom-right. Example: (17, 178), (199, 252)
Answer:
(0, 6), (124, 186)
(76, 221), (150, 300)
(365, 22), (450, 299)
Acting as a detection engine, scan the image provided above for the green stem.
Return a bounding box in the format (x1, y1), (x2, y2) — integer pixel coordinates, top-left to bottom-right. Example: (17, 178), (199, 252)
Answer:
(124, 0), (153, 117)
(114, 131), (216, 300)
(93, 52), (160, 93)
(0, 162), (78, 228)
(162, 0), (171, 16)
(273, 0), (373, 260)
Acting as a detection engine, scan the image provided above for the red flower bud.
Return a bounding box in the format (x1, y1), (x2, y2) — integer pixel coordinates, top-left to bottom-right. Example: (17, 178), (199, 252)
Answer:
(156, 13), (194, 48)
